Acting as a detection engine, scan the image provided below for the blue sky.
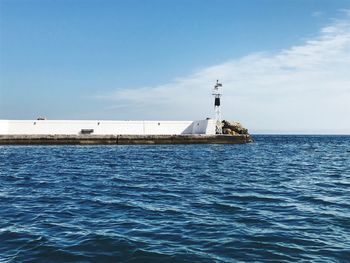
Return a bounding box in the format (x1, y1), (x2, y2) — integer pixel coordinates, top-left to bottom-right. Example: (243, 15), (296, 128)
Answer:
(1, 0), (350, 133)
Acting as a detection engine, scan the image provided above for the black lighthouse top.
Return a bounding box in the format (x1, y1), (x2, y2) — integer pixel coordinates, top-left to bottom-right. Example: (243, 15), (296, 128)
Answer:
(213, 80), (222, 106)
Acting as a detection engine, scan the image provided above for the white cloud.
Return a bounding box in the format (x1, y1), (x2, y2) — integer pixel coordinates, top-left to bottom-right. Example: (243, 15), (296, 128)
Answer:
(312, 11), (324, 17)
(96, 16), (350, 134)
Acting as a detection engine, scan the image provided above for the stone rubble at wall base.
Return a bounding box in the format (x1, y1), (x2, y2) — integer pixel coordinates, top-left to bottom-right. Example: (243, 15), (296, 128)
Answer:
(222, 120), (250, 136)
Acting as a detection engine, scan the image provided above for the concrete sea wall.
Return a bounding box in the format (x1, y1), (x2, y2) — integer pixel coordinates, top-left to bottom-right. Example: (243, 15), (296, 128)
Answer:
(0, 134), (252, 145)
(0, 119), (252, 144)
(0, 119), (215, 135)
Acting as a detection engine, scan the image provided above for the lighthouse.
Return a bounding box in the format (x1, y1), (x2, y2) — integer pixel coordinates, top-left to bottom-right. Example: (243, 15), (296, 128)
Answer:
(212, 80), (223, 134)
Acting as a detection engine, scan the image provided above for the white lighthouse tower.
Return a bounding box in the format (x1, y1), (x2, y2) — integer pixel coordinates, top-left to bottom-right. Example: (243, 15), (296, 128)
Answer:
(212, 80), (223, 134)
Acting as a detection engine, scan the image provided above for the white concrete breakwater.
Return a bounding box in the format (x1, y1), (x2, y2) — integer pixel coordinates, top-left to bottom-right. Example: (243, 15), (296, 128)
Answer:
(0, 82), (253, 144)
(0, 119), (215, 135)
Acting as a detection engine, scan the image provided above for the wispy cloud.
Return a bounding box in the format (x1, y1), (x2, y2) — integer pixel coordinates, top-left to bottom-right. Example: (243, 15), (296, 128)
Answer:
(312, 11), (324, 18)
(96, 14), (350, 133)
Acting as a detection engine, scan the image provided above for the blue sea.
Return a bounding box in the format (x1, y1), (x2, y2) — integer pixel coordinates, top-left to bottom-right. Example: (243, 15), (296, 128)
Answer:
(0, 135), (349, 262)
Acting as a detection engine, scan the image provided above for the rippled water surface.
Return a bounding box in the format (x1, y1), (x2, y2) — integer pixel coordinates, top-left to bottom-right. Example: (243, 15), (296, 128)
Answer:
(1, 135), (350, 262)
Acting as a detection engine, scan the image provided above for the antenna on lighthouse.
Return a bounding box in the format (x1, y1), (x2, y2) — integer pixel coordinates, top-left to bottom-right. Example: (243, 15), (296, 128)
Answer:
(212, 80), (223, 134)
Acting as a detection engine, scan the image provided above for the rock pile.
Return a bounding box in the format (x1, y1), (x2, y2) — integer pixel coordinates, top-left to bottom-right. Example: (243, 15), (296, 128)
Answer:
(222, 120), (249, 135)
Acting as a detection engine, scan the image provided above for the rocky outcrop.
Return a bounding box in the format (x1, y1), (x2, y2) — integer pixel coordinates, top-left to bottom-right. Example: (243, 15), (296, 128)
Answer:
(222, 120), (249, 135)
